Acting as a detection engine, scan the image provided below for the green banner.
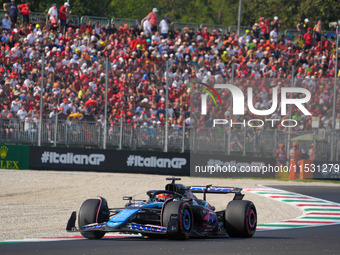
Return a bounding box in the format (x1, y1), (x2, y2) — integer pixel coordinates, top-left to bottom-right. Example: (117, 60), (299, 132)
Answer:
(0, 145), (30, 169)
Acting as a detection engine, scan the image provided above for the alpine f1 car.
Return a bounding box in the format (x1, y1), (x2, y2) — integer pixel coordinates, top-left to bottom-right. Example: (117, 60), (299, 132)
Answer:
(66, 178), (257, 240)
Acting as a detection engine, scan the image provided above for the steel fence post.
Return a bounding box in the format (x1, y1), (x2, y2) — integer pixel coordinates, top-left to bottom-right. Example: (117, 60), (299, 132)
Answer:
(119, 117), (123, 150)
(243, 125), (246, 156)
(103, 56), (109, 149)
(53, 111), (58, 147)
(164, 60), (169, 152)
(181, 120), (185, 153)
(38, 53), (45, 147)
(287, 66), (295, 157)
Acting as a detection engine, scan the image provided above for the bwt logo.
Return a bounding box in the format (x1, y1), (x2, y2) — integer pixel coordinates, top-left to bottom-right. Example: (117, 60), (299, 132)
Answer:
(200, 83), (311, 116)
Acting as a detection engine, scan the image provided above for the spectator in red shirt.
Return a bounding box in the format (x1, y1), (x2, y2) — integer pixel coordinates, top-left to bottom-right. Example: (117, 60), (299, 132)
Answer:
(303, 27), (313, 49)
(322, 37), (330, 50)
(141, 8), (159, 34)
(59, 2), (70, 33)
(201, 27), (211, 39)
(315, 41), (322, 53)
(259, 17), (270, 40)
(18, 0), (30, 24)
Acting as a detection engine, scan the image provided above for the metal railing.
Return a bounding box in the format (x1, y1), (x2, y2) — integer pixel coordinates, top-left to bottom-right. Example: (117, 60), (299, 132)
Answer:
(0, 118), (338, 160)
(80, 16), (110, 27)
(19, 12), (48, 24)
(0, 10), (6, 20)
(171, 22), (199, 32)
(111, 18), (138, 28)
(67, 15), (80, 26)
(200, 23), (228, 34)
(284, 29), (301, 38)
(228, 25), (252, 35)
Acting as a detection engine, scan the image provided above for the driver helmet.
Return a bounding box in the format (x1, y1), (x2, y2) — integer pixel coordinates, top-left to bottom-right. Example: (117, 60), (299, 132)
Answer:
(158, 193), (172, 201)
(185, 190), (197, 199)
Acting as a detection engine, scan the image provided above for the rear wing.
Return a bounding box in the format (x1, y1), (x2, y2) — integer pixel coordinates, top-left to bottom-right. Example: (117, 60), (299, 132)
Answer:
(190, 186), (244, 200)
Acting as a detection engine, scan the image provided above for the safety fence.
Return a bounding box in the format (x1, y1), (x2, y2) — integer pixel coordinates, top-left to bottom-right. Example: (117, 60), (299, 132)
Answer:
(284, 29), (336, 39)
(189, 128), (335, 159)
(200, 23), (228, 34)
(228, 25), (252, 35)
(111, 18), (139, 28)
(19, 12), (48, 25)
(1, 8), (336, 37)
(0, 118), (339, 160)
(0, 10), (6, 20)
(80, 16), (110, 27)
(171, 22), (199, 32)
(67, 15), (80, 26)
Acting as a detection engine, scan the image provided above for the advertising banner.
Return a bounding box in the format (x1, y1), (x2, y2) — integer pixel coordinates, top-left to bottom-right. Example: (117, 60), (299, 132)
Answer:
(29, 147), (190, 176)
(0, 144), (30, 169)
(30, 147), (277, 178)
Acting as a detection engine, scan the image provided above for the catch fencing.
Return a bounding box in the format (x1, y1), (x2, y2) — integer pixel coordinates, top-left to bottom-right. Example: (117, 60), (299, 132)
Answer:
(0, 118), (338, 160)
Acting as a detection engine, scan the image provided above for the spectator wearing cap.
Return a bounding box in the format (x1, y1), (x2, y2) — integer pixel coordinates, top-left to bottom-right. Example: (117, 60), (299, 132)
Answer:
(59, 98), (70, 114)
(141, 8), (159, 34)
(313, 19), (323, 43)
(297, 18), (309, 35)
(303, 27), (313, 49)
(59, 2), (70, 33)
(270, 16), (280, 31)
(2, 14), (11, 31)
(18, 1), (31, 24)
(251, 23), (260, 40)
(3, 0), (18, 28)
(259, 16), (270, 40)
(48, 3), (58, 20)
(49, 13), (58, 31)
(201, 27), (210, 39)
(159, 16), (169, 38)
(1, 105), (10, 119)
(295, 34), (304, 49)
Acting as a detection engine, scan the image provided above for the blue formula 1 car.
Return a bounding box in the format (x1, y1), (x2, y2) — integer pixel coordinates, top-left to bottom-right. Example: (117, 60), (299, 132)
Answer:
(66, 178), (257, 240)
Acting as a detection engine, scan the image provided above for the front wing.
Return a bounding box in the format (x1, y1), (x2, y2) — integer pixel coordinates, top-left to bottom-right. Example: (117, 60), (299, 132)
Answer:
(66, 211), (167, 235)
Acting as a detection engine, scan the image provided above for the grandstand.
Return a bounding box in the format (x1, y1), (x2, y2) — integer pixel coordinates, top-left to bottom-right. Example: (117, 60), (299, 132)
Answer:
(0, 8), (340, 161)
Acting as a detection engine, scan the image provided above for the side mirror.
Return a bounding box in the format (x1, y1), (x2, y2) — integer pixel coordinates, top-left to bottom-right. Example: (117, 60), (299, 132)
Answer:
(123, 196), (132, 202)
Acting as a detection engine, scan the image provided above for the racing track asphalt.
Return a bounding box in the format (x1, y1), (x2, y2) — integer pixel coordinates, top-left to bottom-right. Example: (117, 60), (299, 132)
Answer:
(1, 185), (340, 255)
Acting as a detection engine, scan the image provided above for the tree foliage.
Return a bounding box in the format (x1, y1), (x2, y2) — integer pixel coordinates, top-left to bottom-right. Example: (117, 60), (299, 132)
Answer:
(10, 0), (340, 30)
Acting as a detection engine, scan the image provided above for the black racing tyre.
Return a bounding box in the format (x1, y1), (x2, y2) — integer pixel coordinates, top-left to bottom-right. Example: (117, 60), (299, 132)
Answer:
(78, 198), (109, 239)
(162, 201), (193, 240)
(224, 200), (257, 238)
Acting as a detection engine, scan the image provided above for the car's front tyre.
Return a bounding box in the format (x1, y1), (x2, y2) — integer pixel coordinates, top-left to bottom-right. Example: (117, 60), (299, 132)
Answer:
(162, 201), (193, 240)
(78, 197), (109, 239)
(224, 200), (257, 238)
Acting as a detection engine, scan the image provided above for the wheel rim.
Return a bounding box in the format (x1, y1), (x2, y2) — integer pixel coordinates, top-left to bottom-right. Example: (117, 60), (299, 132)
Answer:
(183, 210), (191, 231)
(248, 209), (256, 229)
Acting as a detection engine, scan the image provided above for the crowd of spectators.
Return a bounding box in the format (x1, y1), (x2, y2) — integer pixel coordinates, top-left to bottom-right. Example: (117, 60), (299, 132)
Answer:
(0, 3), (340, 138)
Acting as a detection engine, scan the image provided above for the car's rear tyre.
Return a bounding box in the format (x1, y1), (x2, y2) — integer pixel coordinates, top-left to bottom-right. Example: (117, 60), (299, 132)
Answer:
(78, 198), (109, 239)
(162, 201), (193, 240)
(224, 200), (257, 238)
